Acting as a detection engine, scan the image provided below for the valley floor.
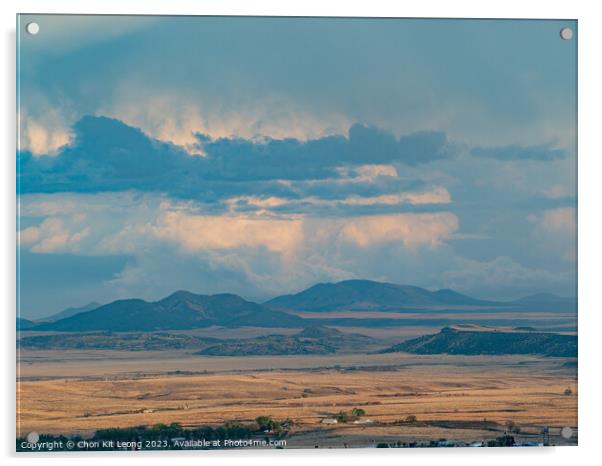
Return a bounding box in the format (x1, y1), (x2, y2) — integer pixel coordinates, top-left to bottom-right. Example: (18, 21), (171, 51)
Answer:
(17, 349), (577, 448)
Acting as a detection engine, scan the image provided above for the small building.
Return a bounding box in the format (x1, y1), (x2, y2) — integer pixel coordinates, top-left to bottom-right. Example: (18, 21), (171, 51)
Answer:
(353, 418), (374, 425)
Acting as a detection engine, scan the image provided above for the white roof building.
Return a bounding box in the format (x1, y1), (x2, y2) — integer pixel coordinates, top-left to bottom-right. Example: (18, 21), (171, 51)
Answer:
(321, 418), (338, 424)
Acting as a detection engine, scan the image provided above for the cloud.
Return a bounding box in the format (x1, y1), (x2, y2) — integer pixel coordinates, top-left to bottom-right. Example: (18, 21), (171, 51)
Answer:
(19, 106), (74, 156)
(192, 123), (453, 181)
(351, 164), (398, 180)
(527, 207), (576, 262)
(18, 190), (577, 307)
(114, 209), (459, 300)
(528, 207), (577, 240)
(18, 192), (460, 306)
(99, 90), (351, 148)
(543, 184), (572, 199)
(18, 116), (575, 222)
(18, 192), (458, 275)
(471, 143), (568, 161)
(20, 17), (576, 150)
(18, 116), (455, 204)
(143, 210), (458, 257)
(335, 187), (450, 206)
(150, 211), (305, 257)
(225, 187), (451, 214)
(19, 15), (157, 63)
(443, 256), (575, 298)
(537, 207), (576, 235)
(21, 118), (72, 156)
(19, 217), (89, 253)
(339, 213), (458, 249)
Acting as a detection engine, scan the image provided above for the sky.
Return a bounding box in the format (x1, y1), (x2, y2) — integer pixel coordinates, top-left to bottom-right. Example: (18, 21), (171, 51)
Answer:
(17, 15), (577, 318)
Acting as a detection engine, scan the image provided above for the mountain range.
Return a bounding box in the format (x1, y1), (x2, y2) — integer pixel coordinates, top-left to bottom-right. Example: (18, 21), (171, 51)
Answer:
(33, 291), (303, 332)
(21, 280), (576, 333)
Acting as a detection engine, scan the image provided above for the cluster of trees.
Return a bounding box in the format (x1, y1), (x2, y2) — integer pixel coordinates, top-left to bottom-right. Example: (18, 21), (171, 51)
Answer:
(334, 407), (366, 423)
(254, 416), (294, 433)
(17, 418), (292, 451)
(93, 421), (259, 444)
(487, 435), (516, 447)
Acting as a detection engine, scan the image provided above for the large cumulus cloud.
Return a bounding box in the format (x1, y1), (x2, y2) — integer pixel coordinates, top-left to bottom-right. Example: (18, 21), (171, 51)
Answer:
(18, 116), (456, 214)
(21, 115), (452, 171)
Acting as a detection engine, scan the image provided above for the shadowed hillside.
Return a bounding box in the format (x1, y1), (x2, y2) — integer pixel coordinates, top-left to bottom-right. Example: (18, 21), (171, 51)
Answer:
(381, 326), (577, 357)
(197, 326), (377, 356)
(34, 291), (304, 332)
(16, 318), (36, 331)
(18, 331), (222, 351)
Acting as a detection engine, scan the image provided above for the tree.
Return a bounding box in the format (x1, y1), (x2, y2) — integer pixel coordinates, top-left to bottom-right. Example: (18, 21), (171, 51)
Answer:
(564, 387), (573, 396)
(505, 420), (521, 433)
(495, 435), (515, 447)
(351, 408), (366, 417)
(405, 415), (417, 423)
(280, 418), (294, 428)
(255, 415), (275, 431)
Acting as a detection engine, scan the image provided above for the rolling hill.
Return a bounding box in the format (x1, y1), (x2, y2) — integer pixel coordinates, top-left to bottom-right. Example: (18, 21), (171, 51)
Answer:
(18, 331), (221, 351)
(381, 326), (577, 357)
(197, 325), (377, 356)
(509, 293), (577, 312)
(16, 318), (36, 331)
(34, 291), (305, 332)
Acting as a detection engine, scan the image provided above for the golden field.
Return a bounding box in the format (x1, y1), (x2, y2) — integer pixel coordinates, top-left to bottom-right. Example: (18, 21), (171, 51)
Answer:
(17, 349), (577, 447)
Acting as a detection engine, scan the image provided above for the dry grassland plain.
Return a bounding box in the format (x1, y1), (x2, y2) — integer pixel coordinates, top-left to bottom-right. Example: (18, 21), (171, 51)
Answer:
(17, 349), (577, 447)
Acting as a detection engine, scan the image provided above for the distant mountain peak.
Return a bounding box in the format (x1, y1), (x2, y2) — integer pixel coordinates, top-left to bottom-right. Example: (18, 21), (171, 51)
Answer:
(38, 301), (103, 323)
(164, 290), (196, 299)
(266, 279), (494, 312)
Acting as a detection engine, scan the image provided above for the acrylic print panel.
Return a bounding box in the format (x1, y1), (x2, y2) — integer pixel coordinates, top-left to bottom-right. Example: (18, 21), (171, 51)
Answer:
(16, 15), (577, 451)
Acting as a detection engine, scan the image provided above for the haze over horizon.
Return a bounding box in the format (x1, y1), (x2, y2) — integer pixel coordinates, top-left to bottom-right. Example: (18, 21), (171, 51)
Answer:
(18, 16), (576, 318)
